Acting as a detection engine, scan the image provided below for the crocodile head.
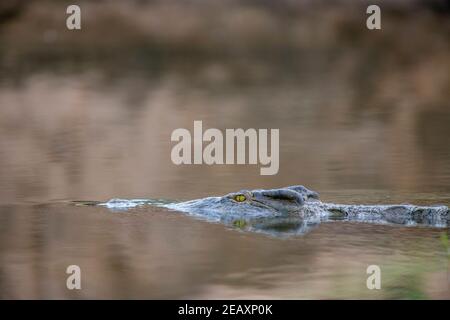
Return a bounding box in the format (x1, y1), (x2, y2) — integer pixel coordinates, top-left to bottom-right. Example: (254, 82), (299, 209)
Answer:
(169, 185), (320, 219)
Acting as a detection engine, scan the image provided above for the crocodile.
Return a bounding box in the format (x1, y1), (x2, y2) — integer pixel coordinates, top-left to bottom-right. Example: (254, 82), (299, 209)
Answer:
(98, 185), (449, 236)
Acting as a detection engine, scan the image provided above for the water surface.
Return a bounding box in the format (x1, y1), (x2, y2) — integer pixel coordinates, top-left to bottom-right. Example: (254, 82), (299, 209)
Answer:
(0, 194), (449, 299)
(0, 1), (449, 298)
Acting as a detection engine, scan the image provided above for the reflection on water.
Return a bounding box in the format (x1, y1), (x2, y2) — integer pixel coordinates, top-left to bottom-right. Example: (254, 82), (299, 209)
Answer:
(0, 202), (448, 299)
(0, 0), (449, 299)
(1, 69), (450, 203)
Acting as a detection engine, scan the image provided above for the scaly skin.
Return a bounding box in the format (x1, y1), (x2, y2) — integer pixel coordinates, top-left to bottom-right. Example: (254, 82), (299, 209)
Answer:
(99, 185), (449, 236)
(165, 185), (449, 228)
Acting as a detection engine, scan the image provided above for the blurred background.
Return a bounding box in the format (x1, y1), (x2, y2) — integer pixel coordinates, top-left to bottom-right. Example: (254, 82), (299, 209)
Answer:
(0, 0), (449, 202)
(0, 0), (449, 299)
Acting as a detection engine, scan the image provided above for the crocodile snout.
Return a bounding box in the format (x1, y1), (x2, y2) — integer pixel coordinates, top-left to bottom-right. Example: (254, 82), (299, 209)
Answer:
(251, 188), (306, 213)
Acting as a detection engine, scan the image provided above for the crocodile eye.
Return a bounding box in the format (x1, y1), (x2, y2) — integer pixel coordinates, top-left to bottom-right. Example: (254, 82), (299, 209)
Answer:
(234, 195), (246, 202)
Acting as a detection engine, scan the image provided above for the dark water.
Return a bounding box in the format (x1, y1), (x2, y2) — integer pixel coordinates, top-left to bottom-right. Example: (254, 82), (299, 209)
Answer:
(0, 1), (450, 299)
